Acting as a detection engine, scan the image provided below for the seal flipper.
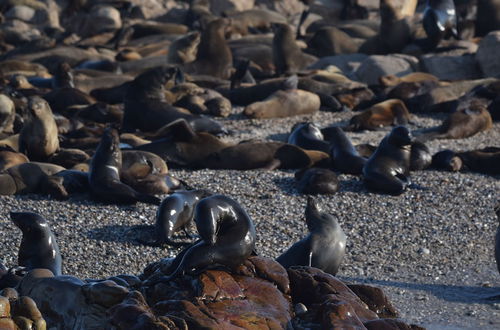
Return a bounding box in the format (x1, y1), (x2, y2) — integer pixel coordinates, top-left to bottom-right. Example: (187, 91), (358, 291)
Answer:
(153, 118), (198, 141)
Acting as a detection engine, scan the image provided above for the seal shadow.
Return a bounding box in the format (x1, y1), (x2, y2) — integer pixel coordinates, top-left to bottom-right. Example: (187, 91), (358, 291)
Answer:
(266, 132), (288, 142)
(273, 176), (301, 196)
(339, 276), (500, 304)
(86, 224), (197, 247)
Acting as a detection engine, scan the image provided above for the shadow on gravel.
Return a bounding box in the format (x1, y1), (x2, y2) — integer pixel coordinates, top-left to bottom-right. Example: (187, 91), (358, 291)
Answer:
(266, 132), (288, 142)
(340, 276), (500, 304)
(273, 177), (299, 196)
(86, 225), (196, 247)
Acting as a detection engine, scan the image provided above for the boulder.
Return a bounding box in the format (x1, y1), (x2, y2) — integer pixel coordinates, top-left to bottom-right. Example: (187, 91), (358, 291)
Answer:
(421, 54), (481, 81)
(355, 54), (419, 85)
(476, 31), (500, 78)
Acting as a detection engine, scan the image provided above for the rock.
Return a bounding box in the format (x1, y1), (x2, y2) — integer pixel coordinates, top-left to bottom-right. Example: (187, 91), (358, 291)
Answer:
(308, 53), (369, 77)
(421, 54), (481, 81)
(0, 289), (46, 330)
(347, 284), (399, 318)
(5, 5), (36, 22)
(355, 55), (419, 85)
(256, 0), (305, 18)
(209, 0), (255, 16)
(476, 31), (500, 78)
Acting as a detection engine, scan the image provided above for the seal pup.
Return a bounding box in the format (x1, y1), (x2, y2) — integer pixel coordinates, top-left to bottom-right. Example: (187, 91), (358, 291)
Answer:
(422, 0), (458, 50)
(10, 212), (62, 276)
(431, 149), (463, 172)
(363, 126), (412, 195)
(152, 190), (213, 247)
(19, 96), (59, 161)
(346, 99), (411, 131)
(122, 66), (225, 135)
(88, 127), (160, 205)
(456, 147), (500, 175)
(322, 126), (367, 175)
(410, 141), (432, 171)
(287, 122), (330, 153)
(145, 195), (256, 283)
(277, 197), (346, 276)
(295, 168), (339, 195)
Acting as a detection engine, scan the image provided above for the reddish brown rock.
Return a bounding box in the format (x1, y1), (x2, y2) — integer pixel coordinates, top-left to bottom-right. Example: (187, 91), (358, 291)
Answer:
(348, 284), (399, 318)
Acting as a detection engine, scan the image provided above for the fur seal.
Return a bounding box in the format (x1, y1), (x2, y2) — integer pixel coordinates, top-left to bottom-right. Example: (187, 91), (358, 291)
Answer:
(19, 96), (59, 161)
(0, 162), (65, 196)
(322, 126), (367, 175)
(456, 147), (500, 175)
(10, 212), (62, 276)
(287, 122), (330, 153)
(277, 197), (346, 276)
(184, 18), (233, 79)
(0, 146), (28, 171)
(346, 99), (411, 131)
(167, 31), (200, 64)
(363, 126), (412, 195)
(418, 102), (493, 141)
(122, 66), (225, 135)
(295, 168), (339, 195)
(88, 127), (160, 205)
(272, 23), (316, 75)
(243, 76), (320, 119)
(422, 0), (458, 50)
(152, 190), (213, 247)
(145, 195), (256, 283)
(410, 141), (432, 171)
(431, 149), (463, 172)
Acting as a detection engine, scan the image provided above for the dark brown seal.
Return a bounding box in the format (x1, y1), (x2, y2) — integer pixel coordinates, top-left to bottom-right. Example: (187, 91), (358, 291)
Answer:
(145, 195), (256, 283)
(322, 126), (367, 175)
(88, 127), (160, 205)
(287, 122), (330, 153)
(295, 168), (339, 195)
(10, 212), (62, 276)
(363, 126), (412, 195)
(19, 96), (59, 161)
(277, 197), (346, 276)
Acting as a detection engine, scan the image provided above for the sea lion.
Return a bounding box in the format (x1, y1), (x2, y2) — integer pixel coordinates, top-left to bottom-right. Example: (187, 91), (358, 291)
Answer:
(287, 122), (330, 153)
(431, 149), (463, 172)
(122, 66), (225, 135)
(10, 212), (62, 276)
(198, 141), (329, 170)
(145, 195), (256, 283)
(88, 127), (160, 205)
(0, 94), (15, 134)
(322, 126), (367, 175)
(0, 162), (66, 196)
(272, 23), (317, 75)
(48, 148), (90, 169)
(417, 102), (493, 140)
(410, 141), (432, 171)
(295, 168), (339, 195)
(422, 0), (458, 50)
(346, 99), (411, 131)
(184, 18), (233, 79)
(243, 77), (320, 119)
(151, 190), (213, 247)
(306, 26), (359, 57)
(167, 31), (200, 64)
(363, 126), (412, 195)
(134, 118), (229, 167)
(379, 72), (440, 87)
(19, 96), (59, 161)
(0, 146), (29, 171)
(456, 147), (500, 175)
(277, 197), (346, 276)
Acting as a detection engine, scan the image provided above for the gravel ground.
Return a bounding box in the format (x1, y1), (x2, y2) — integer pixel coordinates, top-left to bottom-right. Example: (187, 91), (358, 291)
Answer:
(0, 110), (499, 329)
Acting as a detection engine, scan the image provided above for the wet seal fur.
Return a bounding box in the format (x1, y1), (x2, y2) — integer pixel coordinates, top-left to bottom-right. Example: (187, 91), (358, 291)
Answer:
(152, 190), (213, 247)
(323, 126), (367, 175)
(287, 122), (330, 153)
(363, 126), (412, 195)
(10, 212), (62, 276)
(276, 197), (346, 276)
(88, 127), (160, 205)
(295, 168), (339, 195)
(144, 195), (256, 283)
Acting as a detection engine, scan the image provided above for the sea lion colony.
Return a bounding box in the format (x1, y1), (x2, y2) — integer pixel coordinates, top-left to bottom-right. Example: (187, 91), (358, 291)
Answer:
(0, 0), (498, 328)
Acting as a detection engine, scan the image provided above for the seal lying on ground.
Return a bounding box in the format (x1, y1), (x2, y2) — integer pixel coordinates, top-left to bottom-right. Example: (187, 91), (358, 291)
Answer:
(363, 126), (412, 195)
(277, 197), (346, 276)
(295, 168), (339, 195)
(10, 212), (62, 276)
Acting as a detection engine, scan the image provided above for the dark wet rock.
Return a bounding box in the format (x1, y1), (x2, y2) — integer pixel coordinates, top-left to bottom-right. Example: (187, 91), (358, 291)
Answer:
(347, 284), (399, 318)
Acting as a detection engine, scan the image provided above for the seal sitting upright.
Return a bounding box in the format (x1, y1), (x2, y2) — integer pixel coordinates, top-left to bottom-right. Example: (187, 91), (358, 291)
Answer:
(363, 126), (412, 195)
(277, 197), (346, 276)
(10, 212), (62, 276)
(89, 127), (160, 205)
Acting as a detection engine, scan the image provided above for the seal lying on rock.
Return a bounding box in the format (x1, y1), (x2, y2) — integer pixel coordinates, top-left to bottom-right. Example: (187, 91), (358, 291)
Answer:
(145, 195), (256, 283)
(363, 126), (412, 195)
(277, 197), (346, 276)
(10, 212), (62, 276)
(346, 99), (411, 131)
